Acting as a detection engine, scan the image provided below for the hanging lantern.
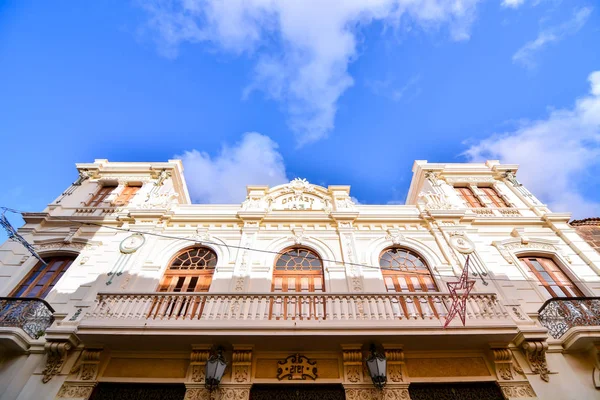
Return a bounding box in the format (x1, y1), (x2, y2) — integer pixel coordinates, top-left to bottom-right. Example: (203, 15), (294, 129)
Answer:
(205, 347), (228, 391)
(365, 344), (387, 390)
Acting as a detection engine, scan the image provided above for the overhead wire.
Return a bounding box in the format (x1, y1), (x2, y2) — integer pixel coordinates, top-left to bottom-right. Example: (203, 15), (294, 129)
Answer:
(2, 207), (592, 286)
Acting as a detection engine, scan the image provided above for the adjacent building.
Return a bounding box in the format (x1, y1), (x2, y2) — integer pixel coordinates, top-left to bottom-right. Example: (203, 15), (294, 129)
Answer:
(1, 159), (600, 400)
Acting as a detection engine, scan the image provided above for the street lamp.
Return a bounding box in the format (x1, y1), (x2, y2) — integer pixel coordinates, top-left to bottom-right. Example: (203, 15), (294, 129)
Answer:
(365, 344), (387, 390)
(205, 347), (228, 392)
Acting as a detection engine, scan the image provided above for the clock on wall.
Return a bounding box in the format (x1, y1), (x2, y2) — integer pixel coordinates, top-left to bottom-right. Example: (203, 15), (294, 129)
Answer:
(119, 233), (145, 254)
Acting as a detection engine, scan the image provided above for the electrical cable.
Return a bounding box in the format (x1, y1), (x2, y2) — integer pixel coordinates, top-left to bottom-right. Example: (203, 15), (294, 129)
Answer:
(3, 207), (593, 286)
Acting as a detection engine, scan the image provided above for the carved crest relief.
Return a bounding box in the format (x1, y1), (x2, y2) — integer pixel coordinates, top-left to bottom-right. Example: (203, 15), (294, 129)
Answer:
(277, 354), (317, 380)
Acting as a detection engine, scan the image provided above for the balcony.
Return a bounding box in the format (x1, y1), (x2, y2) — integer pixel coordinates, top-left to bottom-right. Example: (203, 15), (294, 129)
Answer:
(0, 297), (55, 351)
(76, 292), (520, 350)
(538, 297), (600, 348)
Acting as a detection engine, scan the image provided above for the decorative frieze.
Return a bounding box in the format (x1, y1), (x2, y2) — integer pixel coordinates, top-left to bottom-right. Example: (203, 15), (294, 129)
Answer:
(55, 383), (95, 399)
(345, 387), (410, 400)
(499, 382), (537, 398)
(183, 387), (210, 400)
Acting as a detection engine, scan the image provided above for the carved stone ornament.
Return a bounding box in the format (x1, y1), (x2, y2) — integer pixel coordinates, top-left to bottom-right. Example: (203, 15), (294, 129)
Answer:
(42, 341), (73, 383)
(491, 348), (523, 381)
(385, 229), (405, 245)
(232, 347), (252, 384)
(502, 171), (522, 187)
(345, 388), (410, 400)
(521, 340), (550, 382)
(424, 171), (442, 187)
(277, 354), (317, 380)
(56, 383), (95, 399)
(385, 348), (405, 383)
(289, 228), (307, 245)
(220, 387), (251, 400)
(342, 346), (363, 383)
(448, 232), (476, 255)
(184, 388), (211, 400)
(418, 191), (455, 211)
(499, 382), (536, 398)
(241, 196), (263, 210)
(188, 347), (211, 383)
(70, 348), (102, 381)
(140, 190), (179, 209)
(283, 178), (316, 195)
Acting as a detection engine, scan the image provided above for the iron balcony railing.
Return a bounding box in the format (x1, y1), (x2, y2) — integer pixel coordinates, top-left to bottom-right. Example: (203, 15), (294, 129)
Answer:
(86, 292), (510, 325)
(0, 297), (55, 339)
(538, 297), (600, 339)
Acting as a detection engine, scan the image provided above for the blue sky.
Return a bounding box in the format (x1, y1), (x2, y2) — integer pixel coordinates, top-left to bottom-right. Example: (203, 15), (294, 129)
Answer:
(1, 0), (599, 240)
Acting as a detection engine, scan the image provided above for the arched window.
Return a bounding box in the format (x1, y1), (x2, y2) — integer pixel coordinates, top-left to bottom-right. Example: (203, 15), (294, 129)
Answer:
(272, 247), (324, 293)
(519, 256), (583, 298)
(379, 248), (437, 292)
(158, 247), (217, 292)
(11, 256), (75, 298)
(271, 247), (325, 320)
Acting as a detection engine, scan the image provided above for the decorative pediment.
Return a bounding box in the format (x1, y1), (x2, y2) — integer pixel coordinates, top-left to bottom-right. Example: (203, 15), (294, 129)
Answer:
(269, 178), (332, 211)
(241, 179), (355, 213)
(492, 237), (569, 264)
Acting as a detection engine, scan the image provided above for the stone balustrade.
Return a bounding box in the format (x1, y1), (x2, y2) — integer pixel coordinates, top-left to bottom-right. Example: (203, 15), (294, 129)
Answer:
(85, 292), (510, 325)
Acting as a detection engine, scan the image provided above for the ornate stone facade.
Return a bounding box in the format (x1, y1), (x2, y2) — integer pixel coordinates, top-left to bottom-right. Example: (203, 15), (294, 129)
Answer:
(1, 159), (600, 400)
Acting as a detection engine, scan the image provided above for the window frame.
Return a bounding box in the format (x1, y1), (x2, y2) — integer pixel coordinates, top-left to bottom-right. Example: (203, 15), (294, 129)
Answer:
(480, 187), (509, 208)
(86, 184), (117, 207)
(454, 186), (484, 208)
(113, 183), (142, 206)
(519, 256), (583, 298)
(10, 256), (75, 298)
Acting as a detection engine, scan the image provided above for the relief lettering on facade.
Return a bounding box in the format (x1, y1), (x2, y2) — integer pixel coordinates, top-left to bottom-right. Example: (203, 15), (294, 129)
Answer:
(277, 354), (318, 380)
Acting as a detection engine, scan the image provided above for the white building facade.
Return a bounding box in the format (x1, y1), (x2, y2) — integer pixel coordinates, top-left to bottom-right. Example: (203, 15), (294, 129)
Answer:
(1, 159), (600, 400)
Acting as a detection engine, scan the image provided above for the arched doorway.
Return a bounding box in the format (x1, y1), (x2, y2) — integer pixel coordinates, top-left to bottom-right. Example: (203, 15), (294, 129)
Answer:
(379, 247), (440, 318)
(158, 247), (218, 293)
(270, 247), (325, 320)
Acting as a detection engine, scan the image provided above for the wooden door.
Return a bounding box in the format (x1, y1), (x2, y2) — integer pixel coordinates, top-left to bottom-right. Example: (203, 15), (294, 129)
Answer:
(379, 248), (439, 318)
(151, 247), (217, 318)
(271, 248), (324, 320)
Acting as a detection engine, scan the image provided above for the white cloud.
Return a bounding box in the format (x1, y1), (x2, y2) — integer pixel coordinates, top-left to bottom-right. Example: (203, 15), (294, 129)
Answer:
(366, 74), (422, 102)
(513, 7), (592, 69)
(502, 0), (525, 8)
(141, 0), (481, 145)
(464, 71), (600, 218)
(175, 132), (289, 203)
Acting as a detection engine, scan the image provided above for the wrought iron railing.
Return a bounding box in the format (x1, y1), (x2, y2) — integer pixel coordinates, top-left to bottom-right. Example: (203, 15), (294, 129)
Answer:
(0, 297), (55, 339)
(538, 297), (600, 339)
